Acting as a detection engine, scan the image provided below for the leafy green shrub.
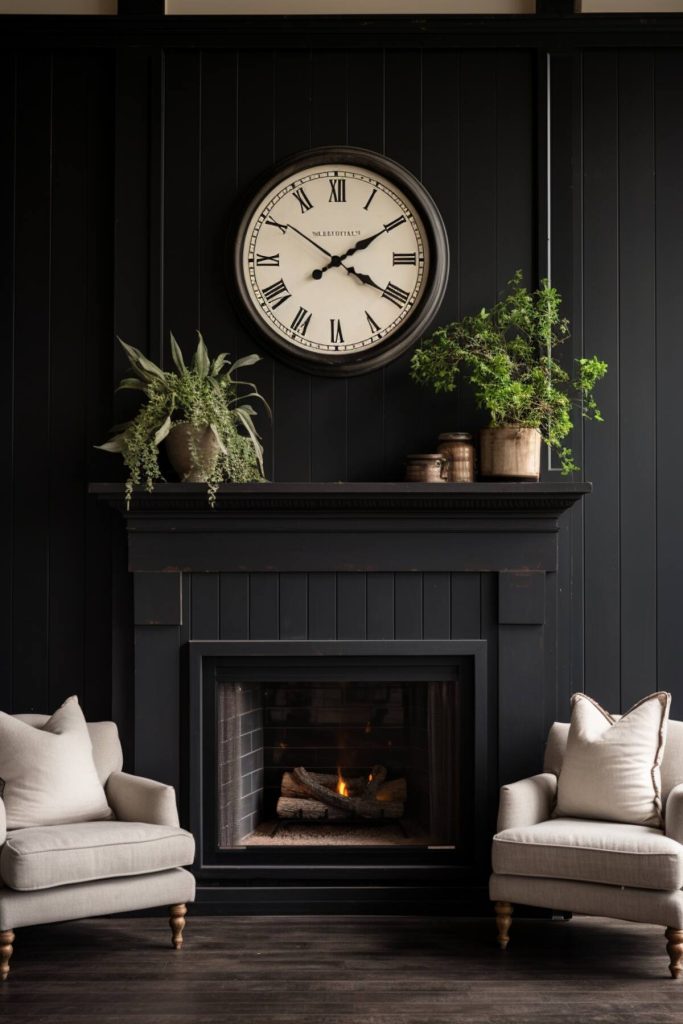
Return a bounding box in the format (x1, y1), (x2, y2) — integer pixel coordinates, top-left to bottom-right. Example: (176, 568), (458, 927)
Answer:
(410, 271), (607, 473)
(98, 333), (269, 507)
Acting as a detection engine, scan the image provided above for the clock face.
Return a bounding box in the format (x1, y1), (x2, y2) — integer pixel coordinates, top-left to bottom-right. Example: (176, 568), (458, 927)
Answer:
(233, 148), (449, 376)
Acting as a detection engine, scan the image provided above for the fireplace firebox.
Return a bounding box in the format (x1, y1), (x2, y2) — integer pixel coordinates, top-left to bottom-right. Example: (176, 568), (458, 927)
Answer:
(189, 641), (488, 896)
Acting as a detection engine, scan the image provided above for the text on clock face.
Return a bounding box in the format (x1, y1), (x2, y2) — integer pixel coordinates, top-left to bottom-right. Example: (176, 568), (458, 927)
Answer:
(241, 165), (430, 355)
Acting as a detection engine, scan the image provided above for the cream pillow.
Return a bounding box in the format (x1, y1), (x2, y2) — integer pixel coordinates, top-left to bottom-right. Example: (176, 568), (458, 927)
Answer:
(554, 691), (671, 827)
(0, 696), (113, 829)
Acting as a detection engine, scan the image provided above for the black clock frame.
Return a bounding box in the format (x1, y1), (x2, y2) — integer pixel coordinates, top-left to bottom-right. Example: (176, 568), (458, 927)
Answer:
(231, 146), (450, 378)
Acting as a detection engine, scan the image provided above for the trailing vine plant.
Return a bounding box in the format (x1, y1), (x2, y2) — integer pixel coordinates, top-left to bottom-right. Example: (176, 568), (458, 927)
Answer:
(410, 271), (608, 473)
(97, 333), (270, 507)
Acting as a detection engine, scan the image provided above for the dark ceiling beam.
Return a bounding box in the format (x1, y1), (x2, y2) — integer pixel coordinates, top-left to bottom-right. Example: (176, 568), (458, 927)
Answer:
(118, 0), (165, 14)
(536, 0), (579, 12)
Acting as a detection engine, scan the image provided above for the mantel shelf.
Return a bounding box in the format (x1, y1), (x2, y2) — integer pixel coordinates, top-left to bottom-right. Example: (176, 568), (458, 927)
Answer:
(89, 480), (590, 515)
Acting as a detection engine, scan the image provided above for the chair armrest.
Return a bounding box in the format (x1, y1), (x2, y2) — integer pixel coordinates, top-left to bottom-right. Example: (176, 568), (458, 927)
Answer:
(497, 773), (557, 832)
(106, 772), (180, 827)
(0, 797), (5, 845)
(665, 783), (683, 845)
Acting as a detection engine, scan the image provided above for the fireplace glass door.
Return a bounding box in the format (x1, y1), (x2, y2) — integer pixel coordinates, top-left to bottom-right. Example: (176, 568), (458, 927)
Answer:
(212, 665), (472, 851)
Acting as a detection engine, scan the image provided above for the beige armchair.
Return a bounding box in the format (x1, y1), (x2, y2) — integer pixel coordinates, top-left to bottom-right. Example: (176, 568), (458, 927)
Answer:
(490, 719), (683, 978)
(0, 714), (195, 981)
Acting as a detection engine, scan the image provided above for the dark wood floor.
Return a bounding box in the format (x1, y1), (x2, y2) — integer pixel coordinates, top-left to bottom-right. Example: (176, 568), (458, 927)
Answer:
(0, 914), (680, 1023)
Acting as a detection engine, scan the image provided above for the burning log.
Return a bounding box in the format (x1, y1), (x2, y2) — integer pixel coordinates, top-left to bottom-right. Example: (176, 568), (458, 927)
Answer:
(281, 771), (366, 800)
(282, 765), (405, 820)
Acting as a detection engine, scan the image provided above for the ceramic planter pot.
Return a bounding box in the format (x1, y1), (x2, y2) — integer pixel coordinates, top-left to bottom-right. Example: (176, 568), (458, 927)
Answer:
(478, 426), (541, 481)
(165, 423), (220, 483)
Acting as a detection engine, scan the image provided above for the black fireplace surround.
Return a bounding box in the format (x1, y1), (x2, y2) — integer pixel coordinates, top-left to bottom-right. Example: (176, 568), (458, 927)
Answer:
(93, 480), (588, 913)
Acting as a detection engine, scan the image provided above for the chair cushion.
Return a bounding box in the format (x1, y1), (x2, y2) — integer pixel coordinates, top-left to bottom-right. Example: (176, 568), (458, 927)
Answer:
(553, 691), (670, 828)
(0, 821), (195, 892)
(0, 696), (113, 829)
(492, 818), (683, 891)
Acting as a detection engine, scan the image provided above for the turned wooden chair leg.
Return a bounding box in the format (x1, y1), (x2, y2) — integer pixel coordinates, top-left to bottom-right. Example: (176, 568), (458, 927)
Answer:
(666, 927), (683, 979)
(0, 930), (15, 981)
(169, 904), (187, 950)
(494, 901), (513, 950)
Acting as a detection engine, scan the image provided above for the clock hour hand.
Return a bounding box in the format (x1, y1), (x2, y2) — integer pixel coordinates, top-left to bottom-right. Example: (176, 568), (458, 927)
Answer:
(344, 266), (383, 291)
(266, 217), (334, 260)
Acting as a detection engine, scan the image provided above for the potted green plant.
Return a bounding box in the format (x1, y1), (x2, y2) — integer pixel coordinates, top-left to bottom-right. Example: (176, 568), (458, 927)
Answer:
(97, 332), (269, 507)
(410, 272), (607, 480)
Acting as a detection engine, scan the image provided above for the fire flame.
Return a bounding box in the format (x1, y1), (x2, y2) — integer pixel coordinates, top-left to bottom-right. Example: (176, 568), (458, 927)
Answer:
(336, 767), (349, 798)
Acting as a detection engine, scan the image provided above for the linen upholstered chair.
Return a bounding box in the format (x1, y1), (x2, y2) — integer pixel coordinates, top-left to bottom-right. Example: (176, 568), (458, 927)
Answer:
(490, 718), (683, 978)
(0, 712), (195, 980)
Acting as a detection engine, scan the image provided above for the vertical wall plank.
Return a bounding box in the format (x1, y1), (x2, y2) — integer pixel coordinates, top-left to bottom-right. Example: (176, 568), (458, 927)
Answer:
(49, 55), (89, 709)
(582, 51), (621, 710)
(655, 52), (683, 698)
(496, 52), (535, 290)
(423, 573), (451, 639)
(419, 50), (463, 440)
(236, 50), (275, 480)
(458, 52), (498, 435)
(366, 574), (395, 639)
(219, 573), (249, 639)
(308, 573), (337, 639)
(279, 573), (308, 639)
(383, 50), (425, 478)
(337, 574), (366, 639)
(618, 51), (657, 709)
(83, 54), (115, 723)
(0, 54), (15, 711)
(347, 50), (386, 481)
(272, 49), (312, 483)
(164, 51), (201, 365)
(190, 574), (220, 639)
(310, 49), (348, 482)
(199, 49), (241, 349)
(549, 52), (585, 710)
(12, 54), (52, 712)
(248, 573), (279, 639)
(394, 572), (422, 640)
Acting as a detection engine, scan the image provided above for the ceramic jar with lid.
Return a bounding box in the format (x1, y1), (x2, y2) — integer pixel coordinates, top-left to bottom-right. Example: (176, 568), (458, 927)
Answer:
(437, 432), (475, 483)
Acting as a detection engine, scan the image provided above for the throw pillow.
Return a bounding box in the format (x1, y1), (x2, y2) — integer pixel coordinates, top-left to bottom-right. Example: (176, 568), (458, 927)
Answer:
(554, 691), (671, 827)
(0, 696), (113, 829)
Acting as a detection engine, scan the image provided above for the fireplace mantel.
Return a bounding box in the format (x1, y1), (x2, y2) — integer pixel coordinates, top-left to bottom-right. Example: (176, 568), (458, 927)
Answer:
(91, 480), (590, 515)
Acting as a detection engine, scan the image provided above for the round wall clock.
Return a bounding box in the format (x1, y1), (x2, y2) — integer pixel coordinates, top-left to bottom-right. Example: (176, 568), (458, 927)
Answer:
(232, 146), (449, 377)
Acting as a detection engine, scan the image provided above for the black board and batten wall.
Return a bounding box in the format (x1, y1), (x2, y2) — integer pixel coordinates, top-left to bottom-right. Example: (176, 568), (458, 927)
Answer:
(2, 17), (682, 796)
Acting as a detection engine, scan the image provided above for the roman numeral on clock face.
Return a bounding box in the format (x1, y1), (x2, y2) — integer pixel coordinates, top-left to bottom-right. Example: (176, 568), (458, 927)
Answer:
(365, 310), (381, 335)
(392, 252), (416, 265)
(265, 217), (287, 234)
(384, 214), (407, 233)
(292, 187), (313, 214)
(256, 253), (280, 266)
(262, 278), (291, 309)
(328, 178), (346, 203)
(329, 319), (344, 345)
(363, 188), (377, 211)
(382, 281), (410, 308)
(290, 306), (312, 336)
